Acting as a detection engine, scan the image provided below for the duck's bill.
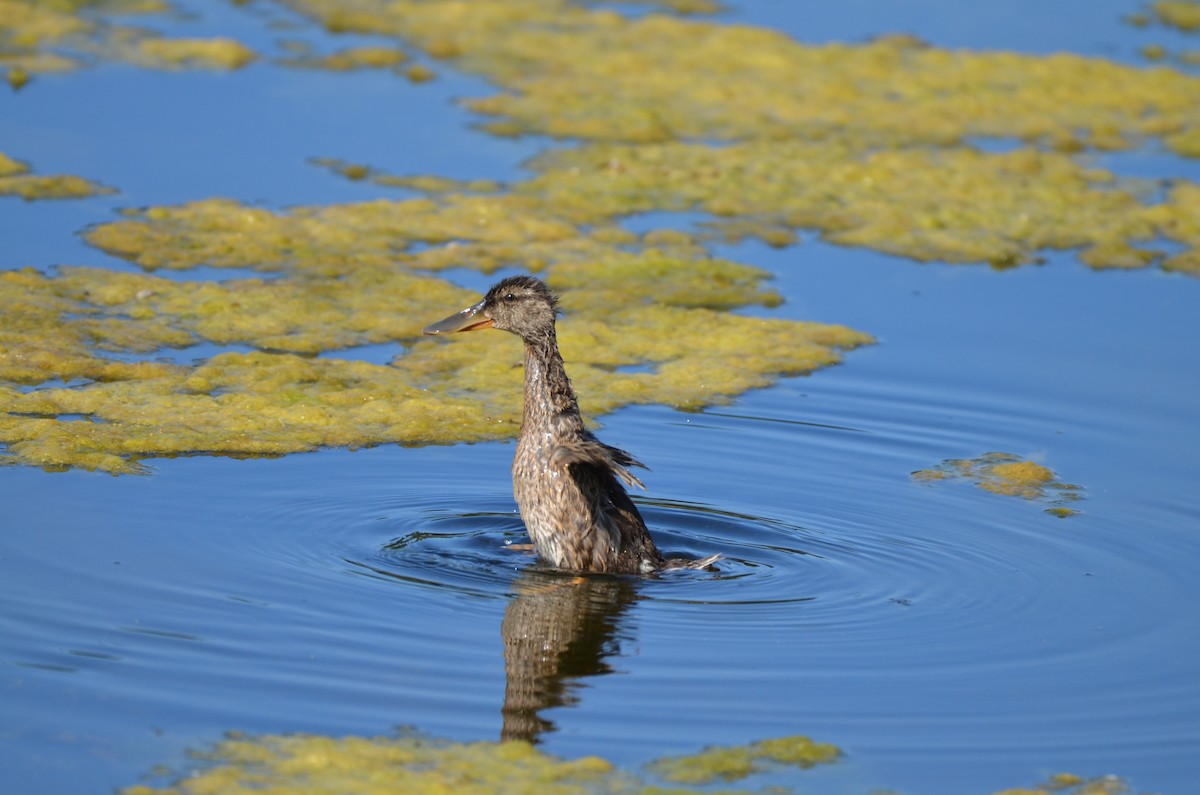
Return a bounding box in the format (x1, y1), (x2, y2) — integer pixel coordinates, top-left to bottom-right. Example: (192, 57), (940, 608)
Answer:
(423, 300), (493, 334)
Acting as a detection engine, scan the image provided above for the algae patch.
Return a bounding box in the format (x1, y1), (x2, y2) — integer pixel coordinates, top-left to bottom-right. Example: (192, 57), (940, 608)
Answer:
(523, 142), (1178, 269)
(122, 734), (627, 795)
(134, 37), (257, 70)
(1153, 0), (1200, 31)
(312, 157), (501, 193)
(0, 0), (257, 82)
(1, 216), (871, 473)
(91, 142), (1200, 276)
(648, 735), (839, 784)
(12, 0), (1200, 273)
(1127, 1), (1200, 71)
(5, 99), (876, 475)
(118, 730), (1129, 795)
(913, 452), (1084, 516)
(14, 0), (1199, 478)
(0, 150), (115, 201)
(283, 0), (1200, 151)
(278, 44), (411, 72)
(270, 0), (1200, 275)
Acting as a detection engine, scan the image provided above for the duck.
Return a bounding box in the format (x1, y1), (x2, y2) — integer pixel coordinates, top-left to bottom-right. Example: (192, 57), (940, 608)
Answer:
(424, 275), (718, 574)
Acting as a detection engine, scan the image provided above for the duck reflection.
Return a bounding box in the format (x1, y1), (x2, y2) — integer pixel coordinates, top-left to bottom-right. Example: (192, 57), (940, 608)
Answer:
(500, 568), (639, 743)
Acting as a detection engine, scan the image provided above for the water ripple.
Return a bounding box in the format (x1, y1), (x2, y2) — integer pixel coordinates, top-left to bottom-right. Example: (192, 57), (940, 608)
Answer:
(240, 488), (528, 601)
(231, 469), (1176, 689)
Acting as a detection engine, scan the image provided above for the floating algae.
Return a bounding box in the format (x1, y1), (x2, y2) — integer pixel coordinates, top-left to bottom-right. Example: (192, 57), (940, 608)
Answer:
(1, 205), (871, 472)
(118, 730), (1129, 795)
(0, 0), (257, 81)
(1153, 0), (1200, 32)
(0, 150), (115, 201)
(0, 296), (867, 473)
(648, 735), (839, 784)
(312, 157), (501, 193)
(4, 132), (873, 475)
(279, 0), (1200, 150)
(603, 0), (724, 14)
(86, 143), (1200, 275)
(15, 0), (1200, 473)
(83, 196), (580, 273)
(0, 0), (448, 82)
(133, 37), (257, 70)
(80, 0), (1200, 274)
(522, 142), (1175, 268)
(913, 452), (1085, 517)
(121, 734), (627, 795)
(1126, 1), (1200, 69)
(11, 0), (1200, 273)
(277, 44), (409, 72)
(267, 0), (1200, 274)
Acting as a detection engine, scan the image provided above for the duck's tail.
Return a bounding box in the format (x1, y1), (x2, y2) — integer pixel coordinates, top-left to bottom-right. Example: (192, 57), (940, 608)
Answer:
(662, 553), (722, 572)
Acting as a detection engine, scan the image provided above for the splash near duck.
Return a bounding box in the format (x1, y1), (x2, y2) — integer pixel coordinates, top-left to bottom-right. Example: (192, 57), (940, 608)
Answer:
(425, 276), (718, 574)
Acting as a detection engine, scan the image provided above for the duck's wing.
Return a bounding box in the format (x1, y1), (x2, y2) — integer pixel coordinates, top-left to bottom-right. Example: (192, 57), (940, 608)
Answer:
(549, 434), (647, 490)
(550, 432), (665, 571)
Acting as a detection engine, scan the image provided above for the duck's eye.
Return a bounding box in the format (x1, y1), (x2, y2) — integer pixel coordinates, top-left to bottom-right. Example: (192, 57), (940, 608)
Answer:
(503, 293), (518, 302)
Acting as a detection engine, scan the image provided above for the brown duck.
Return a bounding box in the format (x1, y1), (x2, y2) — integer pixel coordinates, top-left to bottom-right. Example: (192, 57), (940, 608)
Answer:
(424, 276), (718, 574)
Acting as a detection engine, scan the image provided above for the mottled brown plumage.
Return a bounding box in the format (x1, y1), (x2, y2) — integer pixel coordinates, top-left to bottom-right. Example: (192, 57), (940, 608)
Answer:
(424, 275), (717, 574)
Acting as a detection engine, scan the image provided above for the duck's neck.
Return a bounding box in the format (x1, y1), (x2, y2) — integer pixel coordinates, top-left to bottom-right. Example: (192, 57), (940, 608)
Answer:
(522, 328), (580, 430)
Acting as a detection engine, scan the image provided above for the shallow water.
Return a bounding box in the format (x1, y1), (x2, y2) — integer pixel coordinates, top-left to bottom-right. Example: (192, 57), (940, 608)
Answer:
(3, 1), (1200, 794)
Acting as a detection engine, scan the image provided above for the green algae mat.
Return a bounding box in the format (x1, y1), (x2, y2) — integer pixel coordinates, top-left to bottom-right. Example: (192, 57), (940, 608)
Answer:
(121, 731), (1126, 795)
(3, 0), (1200, 476)
(3, 3), (1196, 792)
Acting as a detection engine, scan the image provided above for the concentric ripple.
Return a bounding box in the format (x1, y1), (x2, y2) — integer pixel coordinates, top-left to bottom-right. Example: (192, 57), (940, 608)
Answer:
(245, 487), (847, 605)
(237, 486), (531, 601)
(230, 463), (1174, 684)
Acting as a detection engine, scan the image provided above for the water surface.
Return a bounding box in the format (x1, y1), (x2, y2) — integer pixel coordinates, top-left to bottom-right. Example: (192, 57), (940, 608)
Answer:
(2, 2), (1199, 794)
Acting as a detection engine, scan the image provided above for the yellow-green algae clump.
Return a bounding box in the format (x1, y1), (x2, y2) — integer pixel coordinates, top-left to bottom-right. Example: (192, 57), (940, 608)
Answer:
(119, 731), (1129, 795)
(134, 37), (257, 70)
(123, 734), (626, 795)
(1127, 1), (1200, 71)
(312, 156), (501, 193)
(278, 44), (410, 72)
(93, 143), (1200, 276)
(0, 150), (114, 200)
(17, 0), (1200, 472)
(523, 143), (1190, 270)
(10, 0), (1200, 273)
(283, 0), (1200, 151)
(0, 0), (257, 83)
(1153, 0), (1200, 31)
(913, 452), (1085, 517)
(267, 0), (1200, 275)
(1, 190), (871, 473)
(314, 145), (1200, 271)
(648, 735), (839, 784)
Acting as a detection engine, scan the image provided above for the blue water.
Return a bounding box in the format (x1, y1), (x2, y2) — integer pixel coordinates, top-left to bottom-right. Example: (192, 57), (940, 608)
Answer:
(3, 2), (1200, 794)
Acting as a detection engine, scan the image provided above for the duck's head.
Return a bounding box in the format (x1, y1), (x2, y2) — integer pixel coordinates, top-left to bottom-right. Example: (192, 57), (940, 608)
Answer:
(423, 275), (560, 342)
